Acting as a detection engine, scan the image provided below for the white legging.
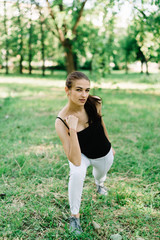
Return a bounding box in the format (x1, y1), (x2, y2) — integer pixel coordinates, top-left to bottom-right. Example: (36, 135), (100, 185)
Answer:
(68, 148), (114, 215)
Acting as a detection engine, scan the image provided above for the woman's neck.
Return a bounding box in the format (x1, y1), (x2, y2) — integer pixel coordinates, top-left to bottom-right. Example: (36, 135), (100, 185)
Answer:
(66, 102), (84, 114)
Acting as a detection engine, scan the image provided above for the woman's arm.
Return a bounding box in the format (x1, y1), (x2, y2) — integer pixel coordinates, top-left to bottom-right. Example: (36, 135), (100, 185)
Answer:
(101, 118), (110, 141)
(55, 116), (81, 166)
(96, 99), (115, 156)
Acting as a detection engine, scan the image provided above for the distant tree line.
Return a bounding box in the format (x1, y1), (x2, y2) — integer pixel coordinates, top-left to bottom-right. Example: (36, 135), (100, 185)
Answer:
(0, 0), (159, 75)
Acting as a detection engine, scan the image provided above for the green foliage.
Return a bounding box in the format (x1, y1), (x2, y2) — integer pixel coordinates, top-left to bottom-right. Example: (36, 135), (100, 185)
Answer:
(0, 0), (159, 75)
(131, 2), (160, 63)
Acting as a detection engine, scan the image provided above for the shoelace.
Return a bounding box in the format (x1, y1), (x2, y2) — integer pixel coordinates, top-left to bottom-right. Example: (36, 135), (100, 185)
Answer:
(98, 185), (107, 192)
(71, 218), (81, 230)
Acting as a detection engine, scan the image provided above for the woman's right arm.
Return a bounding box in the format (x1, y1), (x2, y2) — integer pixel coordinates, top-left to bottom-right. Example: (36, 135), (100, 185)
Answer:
(55, 116), (81, 166)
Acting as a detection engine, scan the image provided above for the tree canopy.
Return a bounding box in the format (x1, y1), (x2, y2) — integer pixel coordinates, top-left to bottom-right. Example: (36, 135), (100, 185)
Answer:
(0, 0), (159, 75)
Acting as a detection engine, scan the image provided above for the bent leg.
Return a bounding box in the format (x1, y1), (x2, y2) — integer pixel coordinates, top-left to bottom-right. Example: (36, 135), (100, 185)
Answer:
(92, 148), (114, 187)
(68, 154), (90, 215)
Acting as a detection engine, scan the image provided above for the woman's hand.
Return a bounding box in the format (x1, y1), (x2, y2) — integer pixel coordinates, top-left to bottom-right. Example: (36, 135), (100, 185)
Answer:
(65, 115), (78, 131)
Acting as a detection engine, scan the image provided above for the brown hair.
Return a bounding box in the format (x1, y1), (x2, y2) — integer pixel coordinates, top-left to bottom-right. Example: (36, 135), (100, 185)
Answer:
(66, 71), (101, 124)
(66, 71), (89, 89)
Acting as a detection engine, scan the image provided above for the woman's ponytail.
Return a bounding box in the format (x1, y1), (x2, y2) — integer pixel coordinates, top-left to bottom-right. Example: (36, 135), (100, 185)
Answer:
(84, 95), (102, 125)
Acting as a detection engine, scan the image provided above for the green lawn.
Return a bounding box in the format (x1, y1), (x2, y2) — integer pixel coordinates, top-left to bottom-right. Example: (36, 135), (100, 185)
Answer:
(0, 72), (160, 239)
(0, 69), (160, 84)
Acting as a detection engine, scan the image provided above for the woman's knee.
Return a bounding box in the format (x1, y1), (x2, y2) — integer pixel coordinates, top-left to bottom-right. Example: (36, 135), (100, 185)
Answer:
(69, 163), (87, 181)
(105, 152), (114, 172)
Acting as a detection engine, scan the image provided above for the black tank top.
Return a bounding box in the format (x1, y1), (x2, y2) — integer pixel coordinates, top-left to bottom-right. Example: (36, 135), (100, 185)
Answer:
(56, 117), (111, 159)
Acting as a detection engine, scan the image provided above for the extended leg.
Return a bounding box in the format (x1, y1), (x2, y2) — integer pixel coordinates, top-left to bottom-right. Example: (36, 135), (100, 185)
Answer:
(68, 154), (90, 235)
(68, 154), (90, 215)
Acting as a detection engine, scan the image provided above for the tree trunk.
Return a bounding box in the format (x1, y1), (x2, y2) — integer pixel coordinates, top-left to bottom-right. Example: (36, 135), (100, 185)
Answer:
(37, 0), (88, 74)
(90, 53), (94, 75)
(125, 54), (128, 74)
(4, 0), (9, 74)
(29, 37), (32, 74)
(141, 61), (143, 73)
(108, 55), (111, 74)
(145, 60), (149, 75)
(38, 0), (88, 74)
(113, 53), (119, 70)
(28, 2), (32, 75)
(63, 39), (75, 74)
(17, 0), (23, 74)
(40, 20), (45, 76)
(20, 52), (23, 74)
(38, 6), (45, 76)
(73, 52), (78, 71)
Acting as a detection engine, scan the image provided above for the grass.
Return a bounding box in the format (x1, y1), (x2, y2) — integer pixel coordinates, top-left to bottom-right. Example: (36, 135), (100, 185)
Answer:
(0, 69), (160, 84)
(0, 72), (160, 239)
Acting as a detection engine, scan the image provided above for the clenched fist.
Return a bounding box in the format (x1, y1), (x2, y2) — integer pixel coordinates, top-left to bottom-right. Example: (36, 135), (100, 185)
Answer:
(65, 115), (78, 131)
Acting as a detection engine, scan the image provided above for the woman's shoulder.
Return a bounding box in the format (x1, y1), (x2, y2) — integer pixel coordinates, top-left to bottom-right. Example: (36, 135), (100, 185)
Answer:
(55, 106), (69, 135)
(55, 106), (66, 128)
(57, 106), (68, 119)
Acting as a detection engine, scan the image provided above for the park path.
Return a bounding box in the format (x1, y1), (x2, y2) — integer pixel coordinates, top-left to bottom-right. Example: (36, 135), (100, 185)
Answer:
(0, 76), (160, 92)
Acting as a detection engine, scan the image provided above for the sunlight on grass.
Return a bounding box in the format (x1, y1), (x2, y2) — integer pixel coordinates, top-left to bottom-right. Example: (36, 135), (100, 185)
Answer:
(0, 73), (159, 239)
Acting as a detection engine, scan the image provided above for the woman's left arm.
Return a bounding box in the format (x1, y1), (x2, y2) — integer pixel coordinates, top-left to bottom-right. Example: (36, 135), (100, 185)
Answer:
(96, 100), (115, 156)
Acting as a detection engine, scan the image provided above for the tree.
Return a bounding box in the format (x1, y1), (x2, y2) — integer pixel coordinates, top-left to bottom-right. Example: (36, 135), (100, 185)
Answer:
(132, 0), (160, 74)
(28, 0), (33, 74)
(34, 0), (88, 74)
(39, 8), (45, 76)
(0, 0), (159, 75)
(71, 0), (120, 79)
(119, 34), (137, 74)
(16, 0), (24, 74)
(3, 0), (9, 74)
(136, 45), (146, 73)
(100, 0), (119, 75)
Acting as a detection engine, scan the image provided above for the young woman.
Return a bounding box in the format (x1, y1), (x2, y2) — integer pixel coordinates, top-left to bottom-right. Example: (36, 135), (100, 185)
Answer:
(55, 71), (115, 235)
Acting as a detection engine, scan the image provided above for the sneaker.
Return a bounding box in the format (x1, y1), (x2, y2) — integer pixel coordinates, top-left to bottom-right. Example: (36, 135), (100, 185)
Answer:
(96, 185), (108, 196)
(69, 216), (82, 235)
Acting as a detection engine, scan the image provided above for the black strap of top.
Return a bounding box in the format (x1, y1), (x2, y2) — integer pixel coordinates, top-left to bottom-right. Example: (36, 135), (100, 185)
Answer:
(56, 117), (69, 130)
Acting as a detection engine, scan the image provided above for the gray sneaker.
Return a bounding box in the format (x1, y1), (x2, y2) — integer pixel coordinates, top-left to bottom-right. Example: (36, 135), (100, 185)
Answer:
(97, 185), (108, 196)
(69, 216), (82, 235)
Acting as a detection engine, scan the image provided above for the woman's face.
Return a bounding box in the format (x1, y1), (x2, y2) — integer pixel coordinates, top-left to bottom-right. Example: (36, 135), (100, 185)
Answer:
(67, 79), (90, 106)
